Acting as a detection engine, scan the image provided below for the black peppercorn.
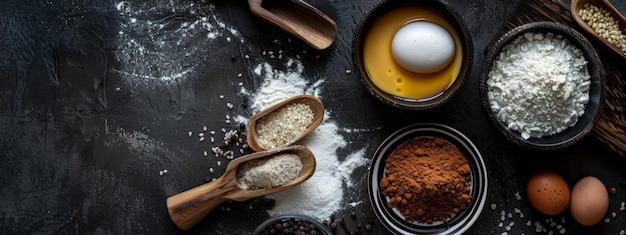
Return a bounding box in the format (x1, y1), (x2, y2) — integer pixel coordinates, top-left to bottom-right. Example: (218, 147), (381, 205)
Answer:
(274, 222), (283, 232)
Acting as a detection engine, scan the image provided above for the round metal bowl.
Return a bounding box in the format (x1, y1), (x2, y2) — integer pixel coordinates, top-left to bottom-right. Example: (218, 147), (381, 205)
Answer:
(368, 123), (488, 234)
(253, 214), (332, 235)
(353, 0), (473, 110)
(478, 22), (605, 150)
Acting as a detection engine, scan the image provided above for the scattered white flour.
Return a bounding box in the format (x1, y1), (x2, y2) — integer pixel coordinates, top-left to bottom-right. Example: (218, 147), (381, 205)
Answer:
(240, 59), (369, 220)
(113, 1), (241, 82)
(105, 123), (165, 154)
(245, 59), (324, 111)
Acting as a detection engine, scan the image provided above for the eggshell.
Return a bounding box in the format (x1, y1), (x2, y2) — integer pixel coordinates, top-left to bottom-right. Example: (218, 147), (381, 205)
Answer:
(526, 171), (570, 215)
(570, 176), (609, 226)
(391, 21), (455, 74)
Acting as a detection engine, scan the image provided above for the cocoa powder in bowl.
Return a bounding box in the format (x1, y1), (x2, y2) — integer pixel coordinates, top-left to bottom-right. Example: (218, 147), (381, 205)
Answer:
(379, 137), (472, 224)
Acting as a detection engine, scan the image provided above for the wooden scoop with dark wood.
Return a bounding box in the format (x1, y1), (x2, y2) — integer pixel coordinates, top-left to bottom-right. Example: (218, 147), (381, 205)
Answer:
(166, 145), (316, 231)
(571, 0), (626, 59)
(248, 0), (337, 50)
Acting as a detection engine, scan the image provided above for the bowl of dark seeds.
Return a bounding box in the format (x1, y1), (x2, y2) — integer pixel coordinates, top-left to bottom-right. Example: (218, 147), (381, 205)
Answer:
(253, 214), (332, 235)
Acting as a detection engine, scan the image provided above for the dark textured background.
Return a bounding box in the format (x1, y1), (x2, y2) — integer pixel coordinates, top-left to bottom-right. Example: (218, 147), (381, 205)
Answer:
(1, 0), (625, 234)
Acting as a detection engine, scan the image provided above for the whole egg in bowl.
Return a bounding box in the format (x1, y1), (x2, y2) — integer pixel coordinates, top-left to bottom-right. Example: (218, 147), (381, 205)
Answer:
(353, 0), (473, 110)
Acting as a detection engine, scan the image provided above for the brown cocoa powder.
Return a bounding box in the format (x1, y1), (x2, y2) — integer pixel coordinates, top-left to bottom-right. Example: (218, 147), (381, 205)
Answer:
(379, 137), (472, 224)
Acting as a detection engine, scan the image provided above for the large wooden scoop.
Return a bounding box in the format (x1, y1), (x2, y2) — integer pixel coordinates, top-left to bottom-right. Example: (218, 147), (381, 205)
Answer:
(248, 0), (337, 50)
(166, 145), (316, 231)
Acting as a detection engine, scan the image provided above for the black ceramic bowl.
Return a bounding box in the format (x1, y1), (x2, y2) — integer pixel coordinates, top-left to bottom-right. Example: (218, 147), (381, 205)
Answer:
(368, 123), (488, 234)
(253, 214), (332, 235)
(479, 22), (605, 150)
(353, 0), (473, 110)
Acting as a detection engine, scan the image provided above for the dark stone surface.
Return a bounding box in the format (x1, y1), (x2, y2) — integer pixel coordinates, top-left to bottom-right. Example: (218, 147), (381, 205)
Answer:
(1, 0), (625, 234)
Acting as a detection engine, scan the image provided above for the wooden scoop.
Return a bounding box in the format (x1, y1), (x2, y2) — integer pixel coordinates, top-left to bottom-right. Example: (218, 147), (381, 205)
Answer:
(166, 145), (316, 231)
(248, 0), (337, 50)
(571, 0), (626, 59)
(246, 95), (324, 152)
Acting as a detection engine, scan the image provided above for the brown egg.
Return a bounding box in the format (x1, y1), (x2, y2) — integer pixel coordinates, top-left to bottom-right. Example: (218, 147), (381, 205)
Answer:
(570, 176), (609, 226)
(526, 171), (570, 215)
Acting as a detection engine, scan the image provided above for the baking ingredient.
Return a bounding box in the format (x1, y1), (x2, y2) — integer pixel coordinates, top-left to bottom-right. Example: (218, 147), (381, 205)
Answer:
(526, 171), (570, 215)
(114, 1), (242, 83)
(578, 3), (626, 54)
(363, 6), (463, 100)
(570, 176), (609, 226)
(255, 103), (314, 149)
(487, 32), (591, 139)
(236, 153), (303, 190)
(379, 137), (471, 224)
(256, 216), (327, 235)
(240, 59), (369, 220)
(391, 21), (456, 74)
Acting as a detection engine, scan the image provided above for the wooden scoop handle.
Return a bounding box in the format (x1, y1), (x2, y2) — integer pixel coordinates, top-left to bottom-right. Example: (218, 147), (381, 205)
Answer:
(166, 178), (238, 231)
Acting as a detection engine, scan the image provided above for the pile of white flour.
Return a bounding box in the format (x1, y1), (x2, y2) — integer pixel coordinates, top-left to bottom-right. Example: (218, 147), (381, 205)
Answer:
(239, 59), (369, 220)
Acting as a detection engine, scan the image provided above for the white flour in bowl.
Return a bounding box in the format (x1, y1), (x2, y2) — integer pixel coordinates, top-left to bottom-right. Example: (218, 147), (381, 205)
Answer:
(486, 32), (591, 139)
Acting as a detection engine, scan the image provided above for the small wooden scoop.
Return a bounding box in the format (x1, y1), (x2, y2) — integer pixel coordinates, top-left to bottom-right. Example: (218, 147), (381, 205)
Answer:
(166, 145), (316, 231)
(248, 0), (338, 50)
(246, 95), (324, 152)
(571, 0), (626, 59)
